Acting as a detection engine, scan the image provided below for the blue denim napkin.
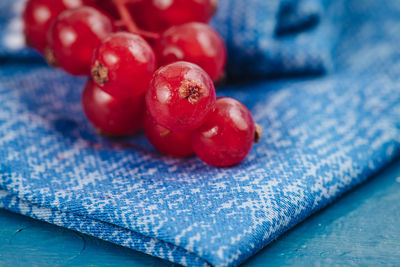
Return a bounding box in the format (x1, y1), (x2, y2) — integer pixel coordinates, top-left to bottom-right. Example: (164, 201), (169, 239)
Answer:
(211, 0), (334, 77)
(1, 0), (400, 266)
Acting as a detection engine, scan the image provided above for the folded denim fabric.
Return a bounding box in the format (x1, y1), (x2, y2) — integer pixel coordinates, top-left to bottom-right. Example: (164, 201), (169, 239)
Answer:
(211, 0), (335, 77)
(1, 0), (400, 267)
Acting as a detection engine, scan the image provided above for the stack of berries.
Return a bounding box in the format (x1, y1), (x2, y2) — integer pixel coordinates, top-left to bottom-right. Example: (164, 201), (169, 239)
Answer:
(23, 0), (261, 167)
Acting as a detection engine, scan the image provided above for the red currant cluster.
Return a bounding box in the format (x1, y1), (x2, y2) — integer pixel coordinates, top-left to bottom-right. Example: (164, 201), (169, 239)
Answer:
(23, 0), (261, 167)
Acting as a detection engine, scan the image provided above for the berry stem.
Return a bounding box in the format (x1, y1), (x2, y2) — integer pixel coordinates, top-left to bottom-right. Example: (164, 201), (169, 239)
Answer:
(112, 0), (160, 39)
(179, 81), (203, 104)
(160, 130), (171, 137)
(44, 48), (58, 66)
(91, 60), (109, 86)
(254, 123), (262, 143)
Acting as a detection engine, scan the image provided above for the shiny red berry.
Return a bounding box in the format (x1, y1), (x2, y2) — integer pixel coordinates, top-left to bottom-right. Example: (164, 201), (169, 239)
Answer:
(144, 113), (194, 157)
(146, 61), (216, 132)
(82, 80), (145, 136)
(91, 32), (156, 98)
(192, 97), (261, 167)
(23, 0), (85, 54)
(47, 6), (114, 75)
(154, 22), (226, 82)
(130, 0), (216, 32)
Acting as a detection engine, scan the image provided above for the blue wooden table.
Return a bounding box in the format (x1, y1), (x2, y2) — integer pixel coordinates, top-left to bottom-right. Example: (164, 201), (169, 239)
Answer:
(1, 159), (400, 266)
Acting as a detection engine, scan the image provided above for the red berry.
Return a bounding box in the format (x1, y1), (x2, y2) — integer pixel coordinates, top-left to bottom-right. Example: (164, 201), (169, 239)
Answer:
(47, 6), (114, 75)
(144, 113), (194, 157)
(23, 0), (85, 54)
(192, 97), (260, 167)
(146, 61), (216, 132)
(130, 0), (216, 32)
(82, 80), (145, 136)
(154, 22), (226, 82)
(91, 32), (156, 98)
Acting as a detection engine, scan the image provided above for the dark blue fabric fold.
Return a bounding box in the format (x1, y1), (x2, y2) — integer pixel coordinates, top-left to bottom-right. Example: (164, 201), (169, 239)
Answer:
(210, 0), (336, 78)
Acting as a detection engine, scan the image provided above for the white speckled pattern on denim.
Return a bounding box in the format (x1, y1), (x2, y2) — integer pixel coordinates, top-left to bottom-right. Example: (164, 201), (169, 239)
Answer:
(1, 0), (400, 266)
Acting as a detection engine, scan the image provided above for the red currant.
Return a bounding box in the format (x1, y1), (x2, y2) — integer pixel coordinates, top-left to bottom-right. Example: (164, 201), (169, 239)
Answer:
(130, 0), (216, 32)
(146, 61), (216, 132)
(82, 80), (145, 136)
(144, 113), (194, 157)
(47, 6), (114, 75)
(154, 22), (226, 82)
(192, 97), (261, 167)
(91, 32), (156, 98)
(23, 0), (86, 54)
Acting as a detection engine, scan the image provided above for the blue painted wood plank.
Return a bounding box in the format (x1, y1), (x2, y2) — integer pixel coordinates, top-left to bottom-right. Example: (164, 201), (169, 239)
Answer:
(1, 159), (400, 266)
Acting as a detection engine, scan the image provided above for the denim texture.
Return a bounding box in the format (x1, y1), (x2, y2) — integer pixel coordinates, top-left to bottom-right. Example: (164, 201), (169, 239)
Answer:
(1, 1), (400, 266)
